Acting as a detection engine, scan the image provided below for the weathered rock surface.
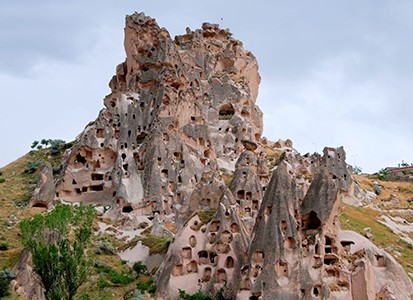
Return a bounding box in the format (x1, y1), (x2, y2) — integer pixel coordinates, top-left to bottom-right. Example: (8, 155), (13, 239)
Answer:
(15, 12), (413, 300)
(29, 162), (54, 208)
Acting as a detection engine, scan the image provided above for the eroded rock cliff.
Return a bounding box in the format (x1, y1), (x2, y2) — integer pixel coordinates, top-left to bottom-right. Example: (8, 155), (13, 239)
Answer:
(18, 12), (413, 300)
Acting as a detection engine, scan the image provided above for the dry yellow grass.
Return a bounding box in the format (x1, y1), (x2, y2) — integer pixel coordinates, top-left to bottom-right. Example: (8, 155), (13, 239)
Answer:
(353, 174), (413, 207)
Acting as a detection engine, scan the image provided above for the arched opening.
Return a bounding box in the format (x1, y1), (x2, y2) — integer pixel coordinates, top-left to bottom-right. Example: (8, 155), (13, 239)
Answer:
(302, 211), (321, 231)
(252, 200), (259, 211)
(221, 230), (233, 243)
(284, 237), (296, 249)
(253, 250), (265, 263)
(31, 201), (48, 208)
(216, 269), (227, 283)
(198, 250), (208, 264)
(374, 254), (386, 267)
(280, 220), (287, 236)
(210, 220), (220, 232)
(189, 235), (197, 247)
(186, 260), (198, 273)
(312, 285), (321, 298)
(216, 242), (230, 254)
(202, 267), (211, 282)
(218, 103), (235, 120)
(276, 261), (289, 277)
(225, 256), (234, 268)
(231, 223), (240, 233)
(172, 264), (183, 276)
(182, 247), (192, 259)
(209, 252), (218, 265)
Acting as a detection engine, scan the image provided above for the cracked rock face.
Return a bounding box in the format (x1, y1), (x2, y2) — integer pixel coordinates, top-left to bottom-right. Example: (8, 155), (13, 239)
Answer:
(22, 12), (412, 300)
(55, 12), (262, 227)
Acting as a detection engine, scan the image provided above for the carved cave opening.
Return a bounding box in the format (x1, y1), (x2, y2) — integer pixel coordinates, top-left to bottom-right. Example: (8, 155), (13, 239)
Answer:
(122, 205), (133, 213)
(302, 210), (321, 231)
(218, 103), (235, 120)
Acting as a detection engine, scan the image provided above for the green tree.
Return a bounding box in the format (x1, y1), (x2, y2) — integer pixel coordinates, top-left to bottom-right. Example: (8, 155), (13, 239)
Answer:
(353, 165), (362, 174)
(20, 204), (95, 300)
(31, 140), (39, 149)
(0, 269), (15, 297)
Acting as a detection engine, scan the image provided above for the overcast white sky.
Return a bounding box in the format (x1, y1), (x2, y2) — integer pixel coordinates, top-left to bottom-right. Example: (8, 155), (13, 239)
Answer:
(1, 0), (412, 173)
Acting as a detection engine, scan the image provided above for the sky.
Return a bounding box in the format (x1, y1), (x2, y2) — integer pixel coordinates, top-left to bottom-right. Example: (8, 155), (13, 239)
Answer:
(1, 0), (412, 173)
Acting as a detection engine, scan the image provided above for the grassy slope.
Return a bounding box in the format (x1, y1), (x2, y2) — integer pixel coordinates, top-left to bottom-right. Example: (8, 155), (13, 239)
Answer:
(340, 205), (413, 274)
(0, 150), (157, 299)
(0, 153), (48, 270)
(341, 174), (413, 275)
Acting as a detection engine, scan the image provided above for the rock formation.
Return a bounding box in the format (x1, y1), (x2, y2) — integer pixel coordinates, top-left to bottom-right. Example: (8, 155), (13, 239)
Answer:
(16, 12), (413, 300)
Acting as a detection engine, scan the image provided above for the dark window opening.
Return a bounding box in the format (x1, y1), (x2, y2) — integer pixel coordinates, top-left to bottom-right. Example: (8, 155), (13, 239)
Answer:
(302, 210), (322, 231)
(75, 153), (87, 164)
(218, 103), (235, 120)
(32, 201), (48, 208)
(122, 205), (133, 213)
(90, 184), (104, 192)
(136, 132), (148, 144)
(91, 173), (104, 181)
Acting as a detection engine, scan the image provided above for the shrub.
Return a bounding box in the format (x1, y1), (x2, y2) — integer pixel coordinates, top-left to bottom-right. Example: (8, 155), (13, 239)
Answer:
(49, 139), (66, 156)
(107, 271), (134, 285)
(24, 160), (43, 174)
(95, 242), (117, 255)
(140, 235), (173, 255)
(373, 185), (381, 195)
(0, 242), (8, 251)
(31, 141), (39, 149)
(53, 165), (62, 175)
(20, 204), (95, 300)
(353, 166), (362, 174)
(178, 289), (211, 300)
(137, 276), (156, 295)
(0, 269), (15, 297)
(94, 262), (135, 285)
(0, 178), (5, 184)
(195, 210), (216, 224)
(133, 261), (147, 275)
(96, 276), (110, 290)
(14, 200), (28, 207)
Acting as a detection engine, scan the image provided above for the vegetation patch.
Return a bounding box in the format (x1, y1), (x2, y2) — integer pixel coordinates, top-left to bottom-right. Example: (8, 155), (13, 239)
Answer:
(140, 235), (173, 255)
(195, 210), (216, 224)
(340, 205), (413, 274)
(0, 269), (15, 297)
(20, 204), (95, 300)
(136, 275), (156, 295)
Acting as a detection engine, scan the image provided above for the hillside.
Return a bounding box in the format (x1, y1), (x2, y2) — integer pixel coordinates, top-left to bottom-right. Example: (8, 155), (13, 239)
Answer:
(341, 175), (413, 275)
(2, 146), (413, 299)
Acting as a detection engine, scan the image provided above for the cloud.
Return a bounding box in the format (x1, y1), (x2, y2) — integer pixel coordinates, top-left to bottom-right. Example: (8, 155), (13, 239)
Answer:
(1, 0), (413, 172)
(259, 48), (413, 173)
(0, 1), (104, 76)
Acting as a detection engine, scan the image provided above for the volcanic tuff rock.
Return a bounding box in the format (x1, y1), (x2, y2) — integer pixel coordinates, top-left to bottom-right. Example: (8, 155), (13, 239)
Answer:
(15, 12), (413, 300)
